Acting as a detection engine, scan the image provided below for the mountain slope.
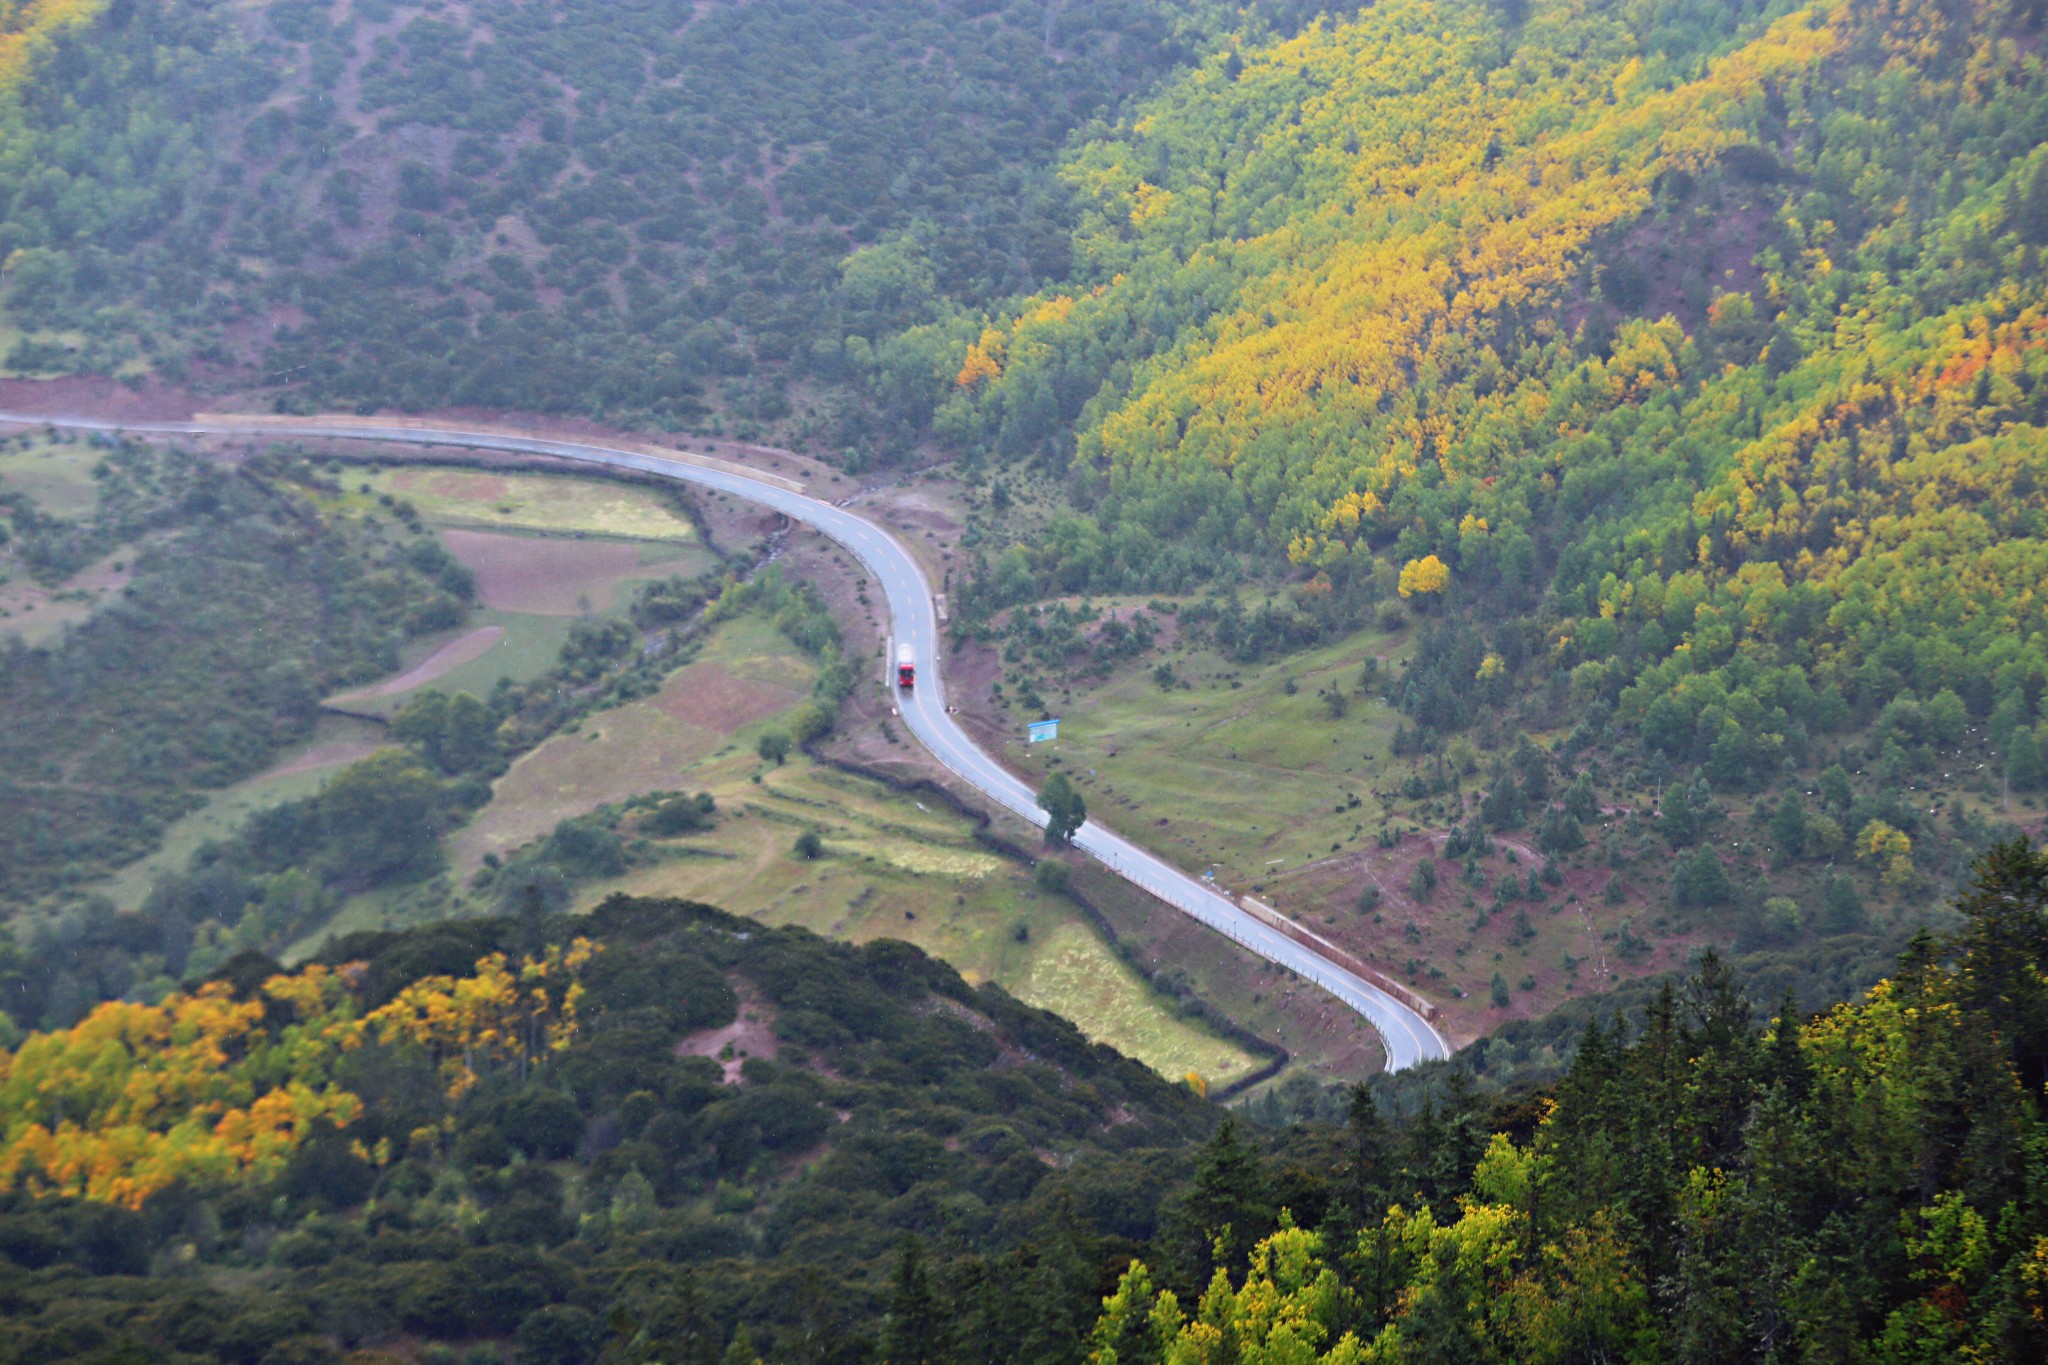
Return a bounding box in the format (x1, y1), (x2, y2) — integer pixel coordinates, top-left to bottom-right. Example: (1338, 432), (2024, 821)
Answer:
(917, 0), (2047, 907)
(0, 897), (1215, 1361)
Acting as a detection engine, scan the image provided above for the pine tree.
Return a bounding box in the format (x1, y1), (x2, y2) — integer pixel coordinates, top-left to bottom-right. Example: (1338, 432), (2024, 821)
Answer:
(1766, 987), (1809, 1101)
(2007, 729), (2045, 792)
(879, 1236), (943, 1365)
(1163, 1115), (1273, 1292)
(1565, 770), (1601, 823)
(1338, 1083), (1391, 1220)
(1948, 840), (2048, 1095)
(1823, 874), (1866, 934)
(1769, 791), (1808, 863)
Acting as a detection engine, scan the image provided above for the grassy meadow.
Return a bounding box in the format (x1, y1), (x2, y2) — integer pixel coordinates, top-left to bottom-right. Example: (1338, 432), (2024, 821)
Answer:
(996, 616), (1415, 894)
(354, 466), (704, 541)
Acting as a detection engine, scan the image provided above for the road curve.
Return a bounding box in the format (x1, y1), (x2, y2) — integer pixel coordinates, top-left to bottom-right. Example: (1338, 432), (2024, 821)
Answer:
(1, 411), (1452, 1071)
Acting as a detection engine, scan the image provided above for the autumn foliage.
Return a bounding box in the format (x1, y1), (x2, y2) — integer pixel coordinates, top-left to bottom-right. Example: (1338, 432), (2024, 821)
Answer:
(921, 0), (2048, 801)
(0, 942), (598, 1209)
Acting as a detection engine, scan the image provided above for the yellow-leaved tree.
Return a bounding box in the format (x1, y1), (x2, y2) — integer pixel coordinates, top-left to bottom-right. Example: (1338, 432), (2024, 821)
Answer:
(0, 940), (600, 1208)
(1398, 555), (1450, 600)
(0, 972), (360, 1209)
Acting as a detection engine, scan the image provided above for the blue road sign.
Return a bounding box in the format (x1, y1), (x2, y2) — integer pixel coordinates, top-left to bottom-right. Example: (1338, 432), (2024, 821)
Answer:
(1027, 718), (1061, 743)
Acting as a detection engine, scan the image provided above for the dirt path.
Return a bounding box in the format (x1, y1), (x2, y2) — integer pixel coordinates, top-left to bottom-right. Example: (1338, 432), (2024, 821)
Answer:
(337, 625), (503, 700)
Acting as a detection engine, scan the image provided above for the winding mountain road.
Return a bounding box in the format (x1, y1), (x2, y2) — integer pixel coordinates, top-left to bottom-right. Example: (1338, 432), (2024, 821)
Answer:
(1, 410), (1452, 1071)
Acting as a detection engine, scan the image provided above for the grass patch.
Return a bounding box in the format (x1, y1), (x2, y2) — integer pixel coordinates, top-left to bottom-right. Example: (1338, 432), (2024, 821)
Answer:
(0, 436), (107, 517)
(998, 622), (1413, 891)
(356, 466), (701, 540)
(1016, 920), (1255, 1086)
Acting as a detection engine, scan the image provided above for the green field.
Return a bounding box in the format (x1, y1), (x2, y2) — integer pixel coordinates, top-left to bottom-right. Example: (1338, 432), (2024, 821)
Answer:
(354, 465), (702, 540)
(583, 757), (1260, 1088)
(997, 619), (1414, 895)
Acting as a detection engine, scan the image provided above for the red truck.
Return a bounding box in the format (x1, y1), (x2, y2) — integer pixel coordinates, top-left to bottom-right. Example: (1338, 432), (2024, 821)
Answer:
(896, 643), (915, 688)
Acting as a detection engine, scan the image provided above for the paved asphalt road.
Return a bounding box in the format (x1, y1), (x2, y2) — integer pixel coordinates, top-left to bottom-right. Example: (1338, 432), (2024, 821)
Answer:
(3, 411), (1451, 1070)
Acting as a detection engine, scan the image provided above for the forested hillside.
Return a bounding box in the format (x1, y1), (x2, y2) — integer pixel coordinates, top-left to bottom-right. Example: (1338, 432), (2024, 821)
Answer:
(5, 849), (2048, 1361)
(0, 0), (1200, 441)
(906, 0), (2048, 922)
(0, 897), (1218, 1362)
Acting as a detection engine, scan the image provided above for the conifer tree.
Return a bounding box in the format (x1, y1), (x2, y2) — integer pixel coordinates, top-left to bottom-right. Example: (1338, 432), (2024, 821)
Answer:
(1162, 1115), (1273, 1293)
(880, 1236), (943, 1365)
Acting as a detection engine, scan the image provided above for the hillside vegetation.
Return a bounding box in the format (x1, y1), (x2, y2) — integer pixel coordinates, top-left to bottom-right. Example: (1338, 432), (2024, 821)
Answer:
(0, 439), (473, 902)
(883, 0), (2048, 998)
(0, 0), (1200, 440)
(5, 848), (2048, 1362)
(0, 897), (1217, 1362)
(930, 0), (2048, 767)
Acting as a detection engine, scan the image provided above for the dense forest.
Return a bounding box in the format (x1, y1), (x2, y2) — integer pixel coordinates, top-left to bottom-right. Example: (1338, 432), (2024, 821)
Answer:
(3, 846), (2048, 1362)
(907, 0), (2048, 968)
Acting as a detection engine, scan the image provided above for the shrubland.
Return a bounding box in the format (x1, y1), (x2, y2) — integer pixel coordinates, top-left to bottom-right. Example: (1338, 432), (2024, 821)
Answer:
(0, 0), (1200, 440)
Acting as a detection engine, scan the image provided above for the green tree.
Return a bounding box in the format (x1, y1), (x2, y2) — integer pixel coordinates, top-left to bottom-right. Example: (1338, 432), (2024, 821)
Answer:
(1672, 846), (1735, 911)
(647, 792), (717, 835)
(392, 689), (498, 775)
(1162, 1115), (1273, 1293)
(1565, 771), (1601, 824)
(1538, 807), (1585, 855)
(879, 1236), (942, 1365)
(1039, 771), (1086, 845)
(1768, 792), (1808, 864)
(1948, 840), (2048, 1093)
(793, 829), (824, 860)
(756, 730), (791, 766)
(1822, 874), (1867, 934)
(2008, 729), (2045, 792)
(1086, 1261), (1167, 1365)
(315, 752), (452, 889)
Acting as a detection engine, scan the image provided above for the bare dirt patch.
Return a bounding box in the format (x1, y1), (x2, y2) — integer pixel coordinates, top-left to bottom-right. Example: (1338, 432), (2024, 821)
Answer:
(0, 376), (198, 423)
(442, 530), (641, 615)
(675, 976), (780, 1085)
(654, 662), (802, 733)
